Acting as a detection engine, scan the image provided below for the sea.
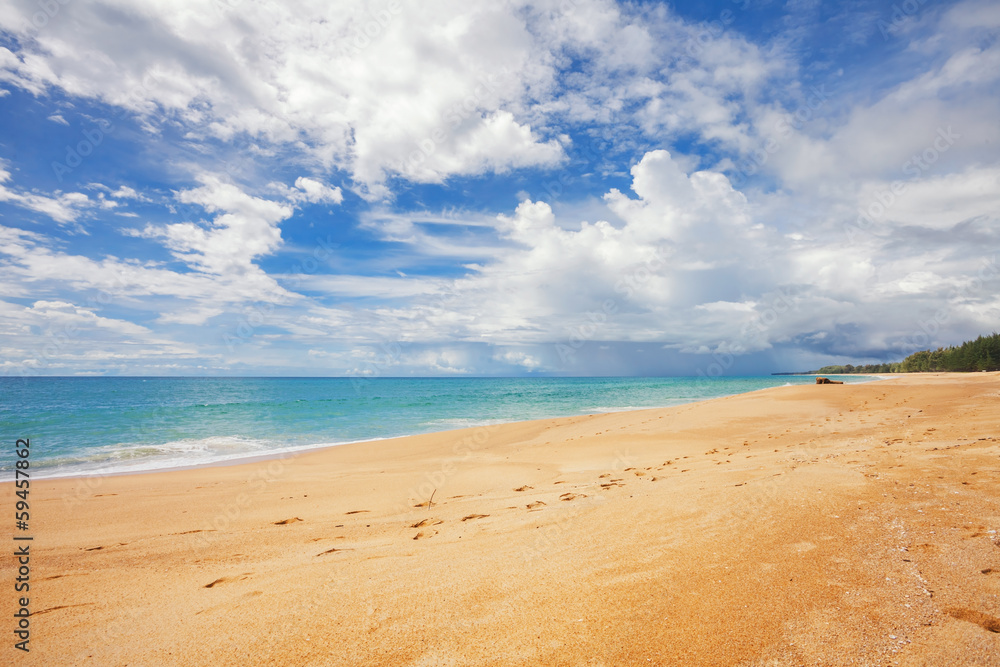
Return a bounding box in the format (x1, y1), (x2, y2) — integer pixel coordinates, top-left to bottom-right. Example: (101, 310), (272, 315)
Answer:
(0, 375), (874, 479)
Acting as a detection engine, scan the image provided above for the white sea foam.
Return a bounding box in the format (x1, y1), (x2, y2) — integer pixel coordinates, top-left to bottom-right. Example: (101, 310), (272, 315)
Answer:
(29, 435), (387, 480)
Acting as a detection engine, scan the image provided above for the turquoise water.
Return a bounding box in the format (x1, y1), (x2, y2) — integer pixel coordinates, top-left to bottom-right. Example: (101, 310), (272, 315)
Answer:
(0, 375), (873, 479)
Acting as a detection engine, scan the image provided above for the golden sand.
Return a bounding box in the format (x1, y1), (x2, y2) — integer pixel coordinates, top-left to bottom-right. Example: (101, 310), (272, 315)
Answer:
(4, 373), (1000, 665)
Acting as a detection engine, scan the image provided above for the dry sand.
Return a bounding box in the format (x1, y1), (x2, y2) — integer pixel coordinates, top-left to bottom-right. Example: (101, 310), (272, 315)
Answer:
(4, 373), (1000, 666)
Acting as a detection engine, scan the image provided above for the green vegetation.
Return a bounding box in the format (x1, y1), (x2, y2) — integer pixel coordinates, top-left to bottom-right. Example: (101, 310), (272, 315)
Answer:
(812, 332), (1000, 374)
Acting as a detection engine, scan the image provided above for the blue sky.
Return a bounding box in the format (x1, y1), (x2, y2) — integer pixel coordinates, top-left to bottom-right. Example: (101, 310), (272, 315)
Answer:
(1, 0), (998, 376)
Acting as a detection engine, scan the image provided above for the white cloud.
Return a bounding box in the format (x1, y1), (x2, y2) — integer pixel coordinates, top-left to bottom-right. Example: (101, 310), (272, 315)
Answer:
(47, 113), (69, 125)
(0, 222), (292, 327)
(0, 0), (793, 196)
(26, 300), (151, 336)
(111, 185), (151, 201)
(1, 1), (998, 374)
(279, 177), (343, 205)
(0, 180), (93, 224)
(495, 350), (541, 369)
(139, 175), (292, 275)
(1, 159), (95, 224)
(290, 143), (999, 363)
(0, 0), (582, 192)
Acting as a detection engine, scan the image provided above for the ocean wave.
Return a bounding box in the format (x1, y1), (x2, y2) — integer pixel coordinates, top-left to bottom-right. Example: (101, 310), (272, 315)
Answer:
(16, 435), (387, 480)
(417, 417), (512, 429)
(586, 402), (690, 414)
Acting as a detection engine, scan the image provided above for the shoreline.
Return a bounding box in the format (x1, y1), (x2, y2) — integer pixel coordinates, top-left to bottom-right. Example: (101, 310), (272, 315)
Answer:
(19, 374), (884, 482)
(7, 372), (997, 665)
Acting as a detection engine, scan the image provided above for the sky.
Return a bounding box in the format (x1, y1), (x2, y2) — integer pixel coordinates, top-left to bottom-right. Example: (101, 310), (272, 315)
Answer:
(0, 0), (998, 377)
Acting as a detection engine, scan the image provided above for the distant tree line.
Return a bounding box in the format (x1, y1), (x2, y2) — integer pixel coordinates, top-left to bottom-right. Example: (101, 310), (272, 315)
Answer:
(812, 332), (1000, 374)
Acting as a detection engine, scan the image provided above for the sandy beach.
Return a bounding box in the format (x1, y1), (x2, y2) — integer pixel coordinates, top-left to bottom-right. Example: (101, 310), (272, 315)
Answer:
(5, 372), (1000, 665)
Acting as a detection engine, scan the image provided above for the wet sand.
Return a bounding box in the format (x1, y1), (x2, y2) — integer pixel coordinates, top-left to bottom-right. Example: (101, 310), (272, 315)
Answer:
(4, 372), (999, 665)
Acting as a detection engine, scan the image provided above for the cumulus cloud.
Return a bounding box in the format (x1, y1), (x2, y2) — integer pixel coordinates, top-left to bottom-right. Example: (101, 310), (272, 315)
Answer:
(287, 141), (1000, 367)
(0, 0), (998, 375)
(136, 175), (292, 275)
(0, 0), (584, 192)
(0, 0), (794, 196)
(274, 177), (344, 206)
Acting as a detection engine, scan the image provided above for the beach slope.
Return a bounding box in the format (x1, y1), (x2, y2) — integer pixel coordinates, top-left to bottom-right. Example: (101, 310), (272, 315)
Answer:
(4, 373), (999, 665)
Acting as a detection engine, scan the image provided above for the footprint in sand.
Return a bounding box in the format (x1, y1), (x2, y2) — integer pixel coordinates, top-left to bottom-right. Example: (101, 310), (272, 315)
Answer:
(345, 510), (370, 515)
(514, 486), (533, 492)
(83, 543), (127, 551)
(316, 547), (352, 556)
(526, 501), (546, 510)
(410, 518), (444, 528)
(40, 573), (87, 582)
(946, 607), (1000, 633)
(204, 573), (253, 588)
(273, 517), (303, 525)
(461, 514), (489, 521)
(559, 493), (586, 501)
(32, 604), (95, 616)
